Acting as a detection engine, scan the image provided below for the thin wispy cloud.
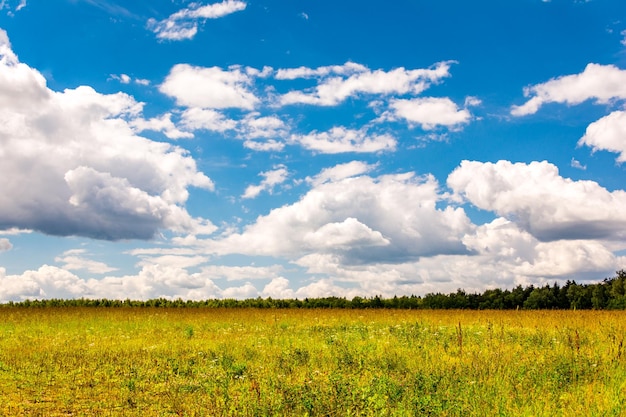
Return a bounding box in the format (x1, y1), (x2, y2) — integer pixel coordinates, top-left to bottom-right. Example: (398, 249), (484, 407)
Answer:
(148, 0), (247, 41)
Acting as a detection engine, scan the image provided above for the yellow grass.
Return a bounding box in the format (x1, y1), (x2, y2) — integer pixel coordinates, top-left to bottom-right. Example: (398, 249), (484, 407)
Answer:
(0, 308), (624, 416)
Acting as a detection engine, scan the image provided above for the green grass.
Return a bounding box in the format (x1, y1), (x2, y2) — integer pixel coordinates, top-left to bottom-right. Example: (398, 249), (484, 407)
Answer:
(0, 308), (624, 416)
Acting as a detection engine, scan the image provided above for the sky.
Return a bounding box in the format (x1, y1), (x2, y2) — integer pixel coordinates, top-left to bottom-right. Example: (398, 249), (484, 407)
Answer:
(0, 0), (625, 301)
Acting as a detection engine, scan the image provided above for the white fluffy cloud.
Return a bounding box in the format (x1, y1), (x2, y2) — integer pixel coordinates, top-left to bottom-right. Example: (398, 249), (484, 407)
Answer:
(179, 108), (237, 132)
(290, 127), (397, 153)
(242, 165), (289, 199)
(463, 218), (619, 280)
(238, 113), (287, 139)
(262, 277), (295, 299)
(208, 170), (473, 264)
(160, 64), (259, 110)
(147, 0), (246, 41)
(0, 238), (11, 252)
(511, 63), (626, 116)
(578, 110), (626, 163)
(131, 113), (194, 139)
(0, 30), (215, 240)
(278, 61), (454, 106)
(158, 59), (468, 152)
(447, 160), (626, 241)
(389, 97), (471, 130)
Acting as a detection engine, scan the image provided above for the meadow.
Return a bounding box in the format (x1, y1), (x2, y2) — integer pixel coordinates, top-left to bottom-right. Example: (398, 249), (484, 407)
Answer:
(0, 308), (624, 416)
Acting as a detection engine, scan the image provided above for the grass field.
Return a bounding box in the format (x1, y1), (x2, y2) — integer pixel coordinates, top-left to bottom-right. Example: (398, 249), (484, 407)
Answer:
(0, 308), (625, 416)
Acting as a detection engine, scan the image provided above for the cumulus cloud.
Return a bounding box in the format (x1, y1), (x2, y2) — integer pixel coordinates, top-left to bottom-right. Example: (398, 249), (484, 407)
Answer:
(262, 277), (295, 299)
(147, 0), (246, 41)
(278, 61), (454, 106)
(511, 63), (626, 116)
(578, 110), (626, 163)
(0, 30), (215, 240)
(290, 127), (397, 153)
(447, 160), (626, 241)
(238, 113), (287, 139)
(0, 238), (11, 252)
(160, 64), (259, 110)
(179, 108), (237, 132)
(208, 170), (473, 264)
(305, 161), (377, 186)
(242, 165), (289, 199)
(388, 97), (471, 130)
(131, 113), (194, 139)
(463, 218), (618, 279)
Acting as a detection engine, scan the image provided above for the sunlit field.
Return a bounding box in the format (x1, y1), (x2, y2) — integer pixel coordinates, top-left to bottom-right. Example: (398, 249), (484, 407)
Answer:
(0, 308), (624, 416)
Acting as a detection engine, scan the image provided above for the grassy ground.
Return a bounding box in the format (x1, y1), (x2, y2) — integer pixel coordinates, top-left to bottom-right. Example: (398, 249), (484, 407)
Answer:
(0, 308), (624, 416)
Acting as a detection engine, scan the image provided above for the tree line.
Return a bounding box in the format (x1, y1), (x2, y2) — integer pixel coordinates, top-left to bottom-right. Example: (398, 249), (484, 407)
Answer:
(2, 270), (625, 310)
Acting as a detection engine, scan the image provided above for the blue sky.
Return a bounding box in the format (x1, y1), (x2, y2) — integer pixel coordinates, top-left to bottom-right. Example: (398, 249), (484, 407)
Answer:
(0, 0), (625, 301)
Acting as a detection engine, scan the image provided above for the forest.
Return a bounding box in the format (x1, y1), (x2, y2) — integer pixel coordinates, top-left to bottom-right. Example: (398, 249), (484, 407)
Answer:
(2, 270), (625, 310)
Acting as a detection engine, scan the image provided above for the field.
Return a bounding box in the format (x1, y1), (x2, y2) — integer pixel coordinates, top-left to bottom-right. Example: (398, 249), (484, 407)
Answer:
(0, 308), (625, 416)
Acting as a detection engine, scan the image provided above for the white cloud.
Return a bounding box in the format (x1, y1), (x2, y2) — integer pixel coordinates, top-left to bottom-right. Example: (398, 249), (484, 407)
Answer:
(92, 264), (223, 300)
(389, 97), (471, 130)
(570, 158), (586, 170)
(160, 64), (259, 110)
(238, 113), (287, 139)
(109, 74), (150, 86)
(209, 171), (473, 264)
(0, 228), (31, 235)
(303, 217), (390, 248)
(131, 113), (194, 139)
(0, 31), (215, 240)
(275, 62), (368, 80)
(578, 110), (626, 163)
(242, 165), (289, 199)
(55, 249), (117, 274)
(135, 254), (209, 270)
(511, 63), (626, 116)
(201, 264), (283, 281)
(110, 73), (131, 84)
(306, 161), (377, 186)
(180, 107), (237, 132)
(278, 61), (454, 106)
(621, 29), (626, 47)
(0, 0), (26, 15)
(290, 127), (397, 154)
(64, 166), (216, 237)
(0, 265), (89, 300)
(147, 0), (246, 41)
(0, 237), (11, 252)
(463, 218), (618, 279)
(243, 139), (285, 152)
(262, 277), (295, 299)
(447, 160), (626, 241)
